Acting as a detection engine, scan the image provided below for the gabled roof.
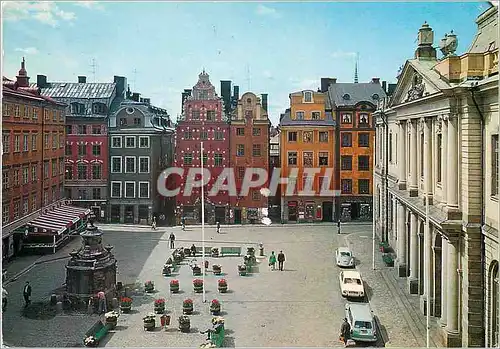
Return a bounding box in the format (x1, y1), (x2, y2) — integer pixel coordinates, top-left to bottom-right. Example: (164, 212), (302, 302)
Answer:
(30, 82), (116, 99)
(328, 82), (386, 108)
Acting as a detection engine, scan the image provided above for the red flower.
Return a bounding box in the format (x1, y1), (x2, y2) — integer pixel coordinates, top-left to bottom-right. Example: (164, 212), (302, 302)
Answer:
(120, 297), (132, 305)
(211, 299), (219, 305)
(183, 298), (193, 305)
(218, 279), (227, 285)
(154, 298), (165, 305)
(193, 279), (204, 286)
(170, 279), (179, 285)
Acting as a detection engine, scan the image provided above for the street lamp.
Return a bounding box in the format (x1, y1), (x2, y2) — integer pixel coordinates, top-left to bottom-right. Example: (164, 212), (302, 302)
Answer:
(200, 141), (206, 303)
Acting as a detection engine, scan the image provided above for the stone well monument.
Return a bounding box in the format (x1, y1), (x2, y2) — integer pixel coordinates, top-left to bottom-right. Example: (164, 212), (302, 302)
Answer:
(65, 222), (117, 306)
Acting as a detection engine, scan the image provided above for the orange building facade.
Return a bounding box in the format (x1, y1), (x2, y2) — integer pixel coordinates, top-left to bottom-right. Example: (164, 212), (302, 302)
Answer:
(280, 90), (336, 223)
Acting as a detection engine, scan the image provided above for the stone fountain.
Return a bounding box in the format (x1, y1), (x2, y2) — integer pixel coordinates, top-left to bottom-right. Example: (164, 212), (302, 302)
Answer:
(65, 221), (117, 307)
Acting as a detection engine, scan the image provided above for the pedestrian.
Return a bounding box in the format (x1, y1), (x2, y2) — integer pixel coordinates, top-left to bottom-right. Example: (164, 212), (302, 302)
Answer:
(152, 216), (157, 230)
(268, 251), (277, 271)
(23, 281), (32, 307)
(97, 291), (107, 314)
(337, 219), (341, 234)
(340, 317), (351, 347)
(169, 232), (176, 249)
(181, 216), (186, 231)
(2, 287), (8, 312)
(190, 243), (197, 257)
(277, 250), (285, 271)
(216, 221), (220, 234)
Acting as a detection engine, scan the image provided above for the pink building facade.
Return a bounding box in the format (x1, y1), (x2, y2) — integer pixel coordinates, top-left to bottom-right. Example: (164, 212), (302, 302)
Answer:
(175, 71), (230, 224)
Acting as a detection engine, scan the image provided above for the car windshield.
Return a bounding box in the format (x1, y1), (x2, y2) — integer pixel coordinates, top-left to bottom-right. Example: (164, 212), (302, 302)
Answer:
(340, 252), (351, 257)
(344, 278), (362, 285)
(354, 321), (372, 329)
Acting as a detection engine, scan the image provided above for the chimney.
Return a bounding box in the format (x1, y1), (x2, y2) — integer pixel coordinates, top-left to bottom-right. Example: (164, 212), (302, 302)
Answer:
(220, 80), (231, 114)
(114, 76), (127, 97)
(320, 78), (336, 92)
(261, 94), (268, 112)
(143, 98), (150, 105)
(132, 92), (140, 102)
(371, 77), (380, 84)
(37, 75), (47, 88)
(78, 76), (86, 83)
(233, 85), (239, 101)
(382, 81), (387, 93)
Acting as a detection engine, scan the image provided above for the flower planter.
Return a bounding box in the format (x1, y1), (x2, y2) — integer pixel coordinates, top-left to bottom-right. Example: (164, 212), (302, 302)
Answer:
(120, 297), (132, 313)
(144, 281), (155, 293)
(382, 254), (394, 267)
(212, 265), (222, 276)
(105, 311), (119, 330)
(106, 318), (117, 329)
(192, 266), (202, 276)
(170, 285), (180, 293)
(120, 305), (131, 313)
(184, 248), (192, 257)
(154, 299), (166, 314)
(143, 313), (156, 331)
(218, 285), (228, 293)
(178, 315), (191, 333)
(238, 265), (247, 276)
(193, 279), (204, 293)
(379, 241), (390, 253)
(194, 285), (204, 293)
(183, 299), (194, 315)
(163, 265), (172, 276)
(210, 300), (221, 315)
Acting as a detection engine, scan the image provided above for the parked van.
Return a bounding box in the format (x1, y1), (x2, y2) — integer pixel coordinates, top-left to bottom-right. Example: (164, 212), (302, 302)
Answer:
(344, 303), (377, 343)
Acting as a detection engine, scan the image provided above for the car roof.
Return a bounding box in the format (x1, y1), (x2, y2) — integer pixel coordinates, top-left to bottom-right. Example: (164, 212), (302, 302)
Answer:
(342, 270), (361, 278)
(337, 247), (352, 253)
(346, 303), (373, 321)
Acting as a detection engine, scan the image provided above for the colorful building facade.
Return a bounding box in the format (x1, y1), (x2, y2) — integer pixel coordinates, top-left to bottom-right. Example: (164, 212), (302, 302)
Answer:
(280, 90), (336, 223)
(229, 92), (270, 224)
(175, 70), (230, 224)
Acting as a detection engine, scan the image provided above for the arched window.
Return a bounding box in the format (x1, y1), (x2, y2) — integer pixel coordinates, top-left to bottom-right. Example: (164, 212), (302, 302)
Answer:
(490, 261), (499, 347)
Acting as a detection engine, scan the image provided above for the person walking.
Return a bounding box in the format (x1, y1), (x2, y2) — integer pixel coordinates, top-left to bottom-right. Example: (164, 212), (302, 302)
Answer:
(2, 287), (8, 312)
(340, 317), (351, 347)
(152, 216), (157, 230)
(169, 232), (176, 249)
(268, 251), (277, 271)
(23, 281), (32, 307)
(337, 219), (341, 234)
(97, 291), (107, 314)
(190, 243), (197, 257)
(216, 221), (221, 234)
(181, 216), (186, 231)
(277, 251), (285, 271)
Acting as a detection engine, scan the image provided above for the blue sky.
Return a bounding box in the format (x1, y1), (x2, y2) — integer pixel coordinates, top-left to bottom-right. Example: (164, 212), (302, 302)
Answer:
(2, 1), (490, 125)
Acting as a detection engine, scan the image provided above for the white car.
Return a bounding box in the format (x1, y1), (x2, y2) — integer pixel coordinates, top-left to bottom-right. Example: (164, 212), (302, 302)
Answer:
(336, 247), (355, 267)
(339, 270), (365, 299)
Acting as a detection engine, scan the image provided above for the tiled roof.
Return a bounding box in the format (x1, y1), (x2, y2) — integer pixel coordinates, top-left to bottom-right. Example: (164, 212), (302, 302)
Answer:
(468, 5), (498, 53)
(29, 82), (116, 99)
(280, 110), (336, 127)
(328, 82), (387, 108)
(3, 85), (65, 106)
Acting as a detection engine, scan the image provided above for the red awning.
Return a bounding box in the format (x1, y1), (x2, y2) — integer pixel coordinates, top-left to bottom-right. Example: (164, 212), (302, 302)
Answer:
(27, 220), (66, 235)
(50, 208), (80, 224)
(60, 205), (91, 217)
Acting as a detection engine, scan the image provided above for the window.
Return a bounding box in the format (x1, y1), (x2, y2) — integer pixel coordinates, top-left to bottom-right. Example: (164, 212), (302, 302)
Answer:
(3, 133), (10, 153)
(33, 107), (38, 119)
(493, 135), (499, 196)
(119, 118), (127, 126)
(2, 103), (9, 117)
(43, 190), (48, 206)
(59, 133), (63, 148)
(78, 144), (86, 156)
(200, 131), (208, 140)
(65, 165), (73, 180)
(2, 171), (8, 190)
(319, 152), (328, 166)
(341, 156), (352, 170)
(139, 136), (150, 148)
(14, 105), (20, 117)
(437, 134), (442, 183)
(43, 161), (49, 179)
(303, 131), (313, 143)
(125, 157), (136, 173)
(111, 182), (122, 198)
(303, 91), (313, 103)
(214, 153), (223, 166)
(341, 133), (352, 147)
(92, 188), (101, 200)
(238, 167), (245, 179)
(358, 156), (370, 171)
(303, 151), (313, 167)
(245, 110), (253, 119)
(92, 144), (101, 156)
(252, 144), (261, 157)
(13, 200), (20, 220)
(237, 144), (244, 157)
(92, 164), (102, 179)
(111, 136), (122, 148)
(215, 131), (224, 140)
(14, 134), (20, 152)
(133, 118), (141, 125)
(183, 153), (193, 165)
(139, 157), (150, 173)
(51, 159), (57, 177)
(23, 134), (29, 152)
(341, 113), (352, 123)
(13, 168), (19, 186)
(59, 158), (64, 175)
(296, 111), (304, 120)
(252, 190), (260, 201)
(358, 133), (370, 147)
(319, 131), (328, 143)
(77, 164), (87, 179)
(237, 128), (245, 136)
(206, 110), (216, 120)
(125, 136), (136, 148)
(52, 133), (58, 149)
(32, 194), (37, 211)
(125, 182), (135, 198)
(92, 126), (101, 134)
(65, 144), (72, 156)
(139, 182), (150, 198)
(184, 130), (192, 139)
(72, 103), (85, 115)
(420, 133), (424, 177)
(341, 179), (352, 194)
(111, 157), (122, 173)
(358, 179), (370, 194)
(288, 131), (297, 142)
(22, 167), (29, 184)
(192, 110), (200, 120)
(288, 151), (297, 166)
(78, 189), (87, 200)
(2, 205), (9, 224)
(312, 111), (320, 120)
(66, 125), (72, 134)
(202, 153), (208, 166)
(23, 106), (28, 118)
(359, 113), (369, 125)
(78, 125), (87, 134)
(253, 128), (261, 136)
(23, 197), (29, 215)
(389, 133), (393, 162)
(31, 134), (37, 151)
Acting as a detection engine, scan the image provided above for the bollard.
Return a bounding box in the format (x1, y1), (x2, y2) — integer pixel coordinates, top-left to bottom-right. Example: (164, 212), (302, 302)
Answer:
(259, 243), (264, 256)
(205, 260), (209, 269)
(124, 286), (130, 297)
(55, 301), (63, 314)
(50, 294), (57, 306)
(111, 297), (118, 309)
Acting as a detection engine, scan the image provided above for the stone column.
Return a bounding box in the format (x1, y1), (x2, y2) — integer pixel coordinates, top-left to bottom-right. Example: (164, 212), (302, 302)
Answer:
(445, 238), (459, 337)
(420, 223), (434, 315)
(409, 120), (418, 196)
(441, 116), (448, 203)
(446, 114), (459, 210)
(408, 212), (419, 293)
(398, 120), (407, 190)
(423, 117), (433, 204)
(397, 202), (407, 277)
(440, 239), (448, 327)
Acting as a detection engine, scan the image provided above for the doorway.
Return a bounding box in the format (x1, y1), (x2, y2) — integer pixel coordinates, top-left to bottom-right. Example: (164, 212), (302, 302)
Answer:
(234, 209), (242, 224)
(350, 203), (359, 220)
(124, 205), (134, 224)
(322, 201), (333, 222)
(215, 207), (226, 224)
(288, 201), (297, 222)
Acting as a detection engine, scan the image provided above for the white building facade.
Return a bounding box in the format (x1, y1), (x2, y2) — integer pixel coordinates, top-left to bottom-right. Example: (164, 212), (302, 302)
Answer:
(374, 5), (498, 347)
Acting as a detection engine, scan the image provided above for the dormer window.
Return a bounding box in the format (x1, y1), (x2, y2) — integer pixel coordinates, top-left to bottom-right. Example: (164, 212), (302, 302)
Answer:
(247, 98), (252, 104)
(303, 91), (313, 103)
(126, 107), (134, 114)
(342, 94), (351, 101)
(92, 103), (107, 114)
(372, 94), (379, 100)
(71, 102), (85, 115)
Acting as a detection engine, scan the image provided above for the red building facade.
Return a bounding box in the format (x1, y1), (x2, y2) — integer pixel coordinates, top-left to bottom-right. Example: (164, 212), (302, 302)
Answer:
(175, 71), (230, 224)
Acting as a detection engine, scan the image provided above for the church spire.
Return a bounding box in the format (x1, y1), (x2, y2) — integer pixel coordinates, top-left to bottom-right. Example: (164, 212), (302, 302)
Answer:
(354, 53), (359, 83)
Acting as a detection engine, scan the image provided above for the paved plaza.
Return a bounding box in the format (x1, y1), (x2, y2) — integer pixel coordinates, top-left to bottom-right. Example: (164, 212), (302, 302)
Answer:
(2, 223), (438, 347)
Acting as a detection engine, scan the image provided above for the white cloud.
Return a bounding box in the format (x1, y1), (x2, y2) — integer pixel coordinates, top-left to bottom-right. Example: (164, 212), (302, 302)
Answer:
(73, 1), (104, 11)
(331, 50), (357, 59)
(262, 70), (274, 80)
(2, 1), (76, 26)
(256, 4), (281, 18)
(15, 47), (39, 55)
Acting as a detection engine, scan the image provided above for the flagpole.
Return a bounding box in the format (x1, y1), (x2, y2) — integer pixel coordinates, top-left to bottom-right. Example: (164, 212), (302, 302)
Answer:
(201, 141), (206, 303)
(425, 129), (430, 348)
(372, 128), (376, 271)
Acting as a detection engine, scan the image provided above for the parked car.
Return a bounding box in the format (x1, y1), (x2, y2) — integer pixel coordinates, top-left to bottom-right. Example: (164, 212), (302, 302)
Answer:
(339, 270), (365, 299)
(345, 302), (378, 343)
(335, 247), (355, 267)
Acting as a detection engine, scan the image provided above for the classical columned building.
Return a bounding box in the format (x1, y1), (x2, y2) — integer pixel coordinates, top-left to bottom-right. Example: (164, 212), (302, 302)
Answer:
(374, 6), (498, 347)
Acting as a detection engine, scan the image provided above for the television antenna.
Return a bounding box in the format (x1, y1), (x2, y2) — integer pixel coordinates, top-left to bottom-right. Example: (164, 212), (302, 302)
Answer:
(89, 58), (98, 82)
